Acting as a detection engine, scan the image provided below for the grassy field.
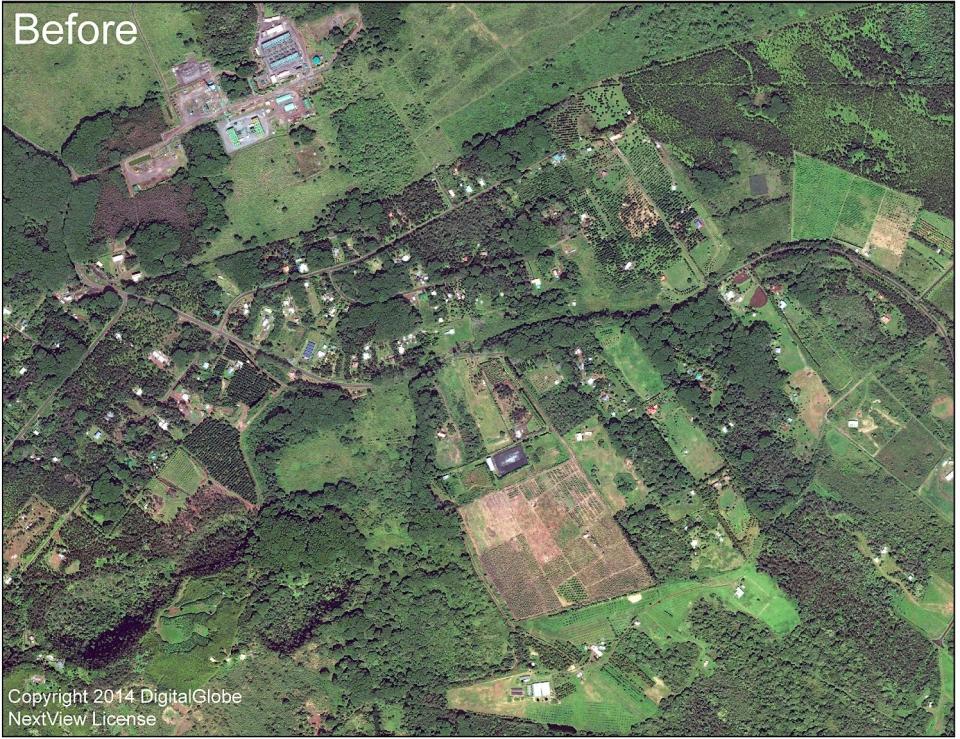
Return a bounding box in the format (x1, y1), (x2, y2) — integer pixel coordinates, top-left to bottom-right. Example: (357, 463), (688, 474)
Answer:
(651, 394), (724, 479)
(0, 4), (188, 150)
(276, 382), (414, 492)
(438, 358), (511, 452)
(582, 84), (631, 129)
(778, 298), (857, 391)
(566, 419), (645, 510)
(204, 133), (356, 260)
(893, 571), (954, 640)
(718, 200), (791, 273)
(448, 665), (656, 735)
(596, 324), (666, 402)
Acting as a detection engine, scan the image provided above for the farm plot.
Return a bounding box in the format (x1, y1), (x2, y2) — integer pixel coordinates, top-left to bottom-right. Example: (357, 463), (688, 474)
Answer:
(792, 153), (921, 268)
(461, 459), (653, 619)
(789, 368), (831, 437)
(439, 357), (512, 452)
(596, 324), (666, 403)
(649, 394), (724, 480)
(3, 496), (59, 575)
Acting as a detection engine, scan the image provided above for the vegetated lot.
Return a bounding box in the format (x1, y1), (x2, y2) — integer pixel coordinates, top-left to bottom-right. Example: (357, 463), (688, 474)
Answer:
(460, 459), (653, 619)
(582, 83), (631, 129)
(276, 382), (414, 493)
(596, 324), (665, 403)
(832, 378), (909, 456)
(452, 563), (800, 732)
(3, 496), (58, 574)
(438, 356), (512, 453)
(875, 419), (946, 490)
(792, 153), (921, 269)
(917, 458), (954, 523)
(649, 393), (724, 480)
(717, 485), (752, 540)
(565, 419), (646, 510)
(143, 574), (245, 689)
(1, 3), (180, 151)
(206, 134), (355, 260)
(893, 571), (954, 641)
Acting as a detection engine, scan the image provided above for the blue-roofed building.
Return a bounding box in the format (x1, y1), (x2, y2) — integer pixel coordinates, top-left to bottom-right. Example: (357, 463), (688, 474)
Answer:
(261, 31), (292, 51)
(303, 340), (317, 360)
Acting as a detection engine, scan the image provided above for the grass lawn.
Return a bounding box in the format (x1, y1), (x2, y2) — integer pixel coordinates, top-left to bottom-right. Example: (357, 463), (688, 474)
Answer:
(595, 324), (666, 403)
(651, 394), (724, 479)
(893, 571), (954, 640)
(438, 358), (511, 452)
(203, 134), (356, 260)
(2, 3), (168, 151)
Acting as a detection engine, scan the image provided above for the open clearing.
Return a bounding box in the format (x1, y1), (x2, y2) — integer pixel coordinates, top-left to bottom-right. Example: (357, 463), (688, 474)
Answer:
(790, 368), (831, 435)
(650, 394), (724, 479)
(596, 324), (666, 402)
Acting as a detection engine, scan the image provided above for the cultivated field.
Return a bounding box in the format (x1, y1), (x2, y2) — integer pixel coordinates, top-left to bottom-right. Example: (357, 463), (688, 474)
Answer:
(461, 459), (653, 619)
(792, 153), (922, 270)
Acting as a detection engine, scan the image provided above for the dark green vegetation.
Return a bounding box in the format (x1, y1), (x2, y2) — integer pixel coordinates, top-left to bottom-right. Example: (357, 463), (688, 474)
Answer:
(1, 2), (954, 737)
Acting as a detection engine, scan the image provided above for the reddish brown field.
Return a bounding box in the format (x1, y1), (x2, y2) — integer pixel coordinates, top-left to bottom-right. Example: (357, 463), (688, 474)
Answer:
(749, 286), (768, 308)
(461, 460), (653, 619)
